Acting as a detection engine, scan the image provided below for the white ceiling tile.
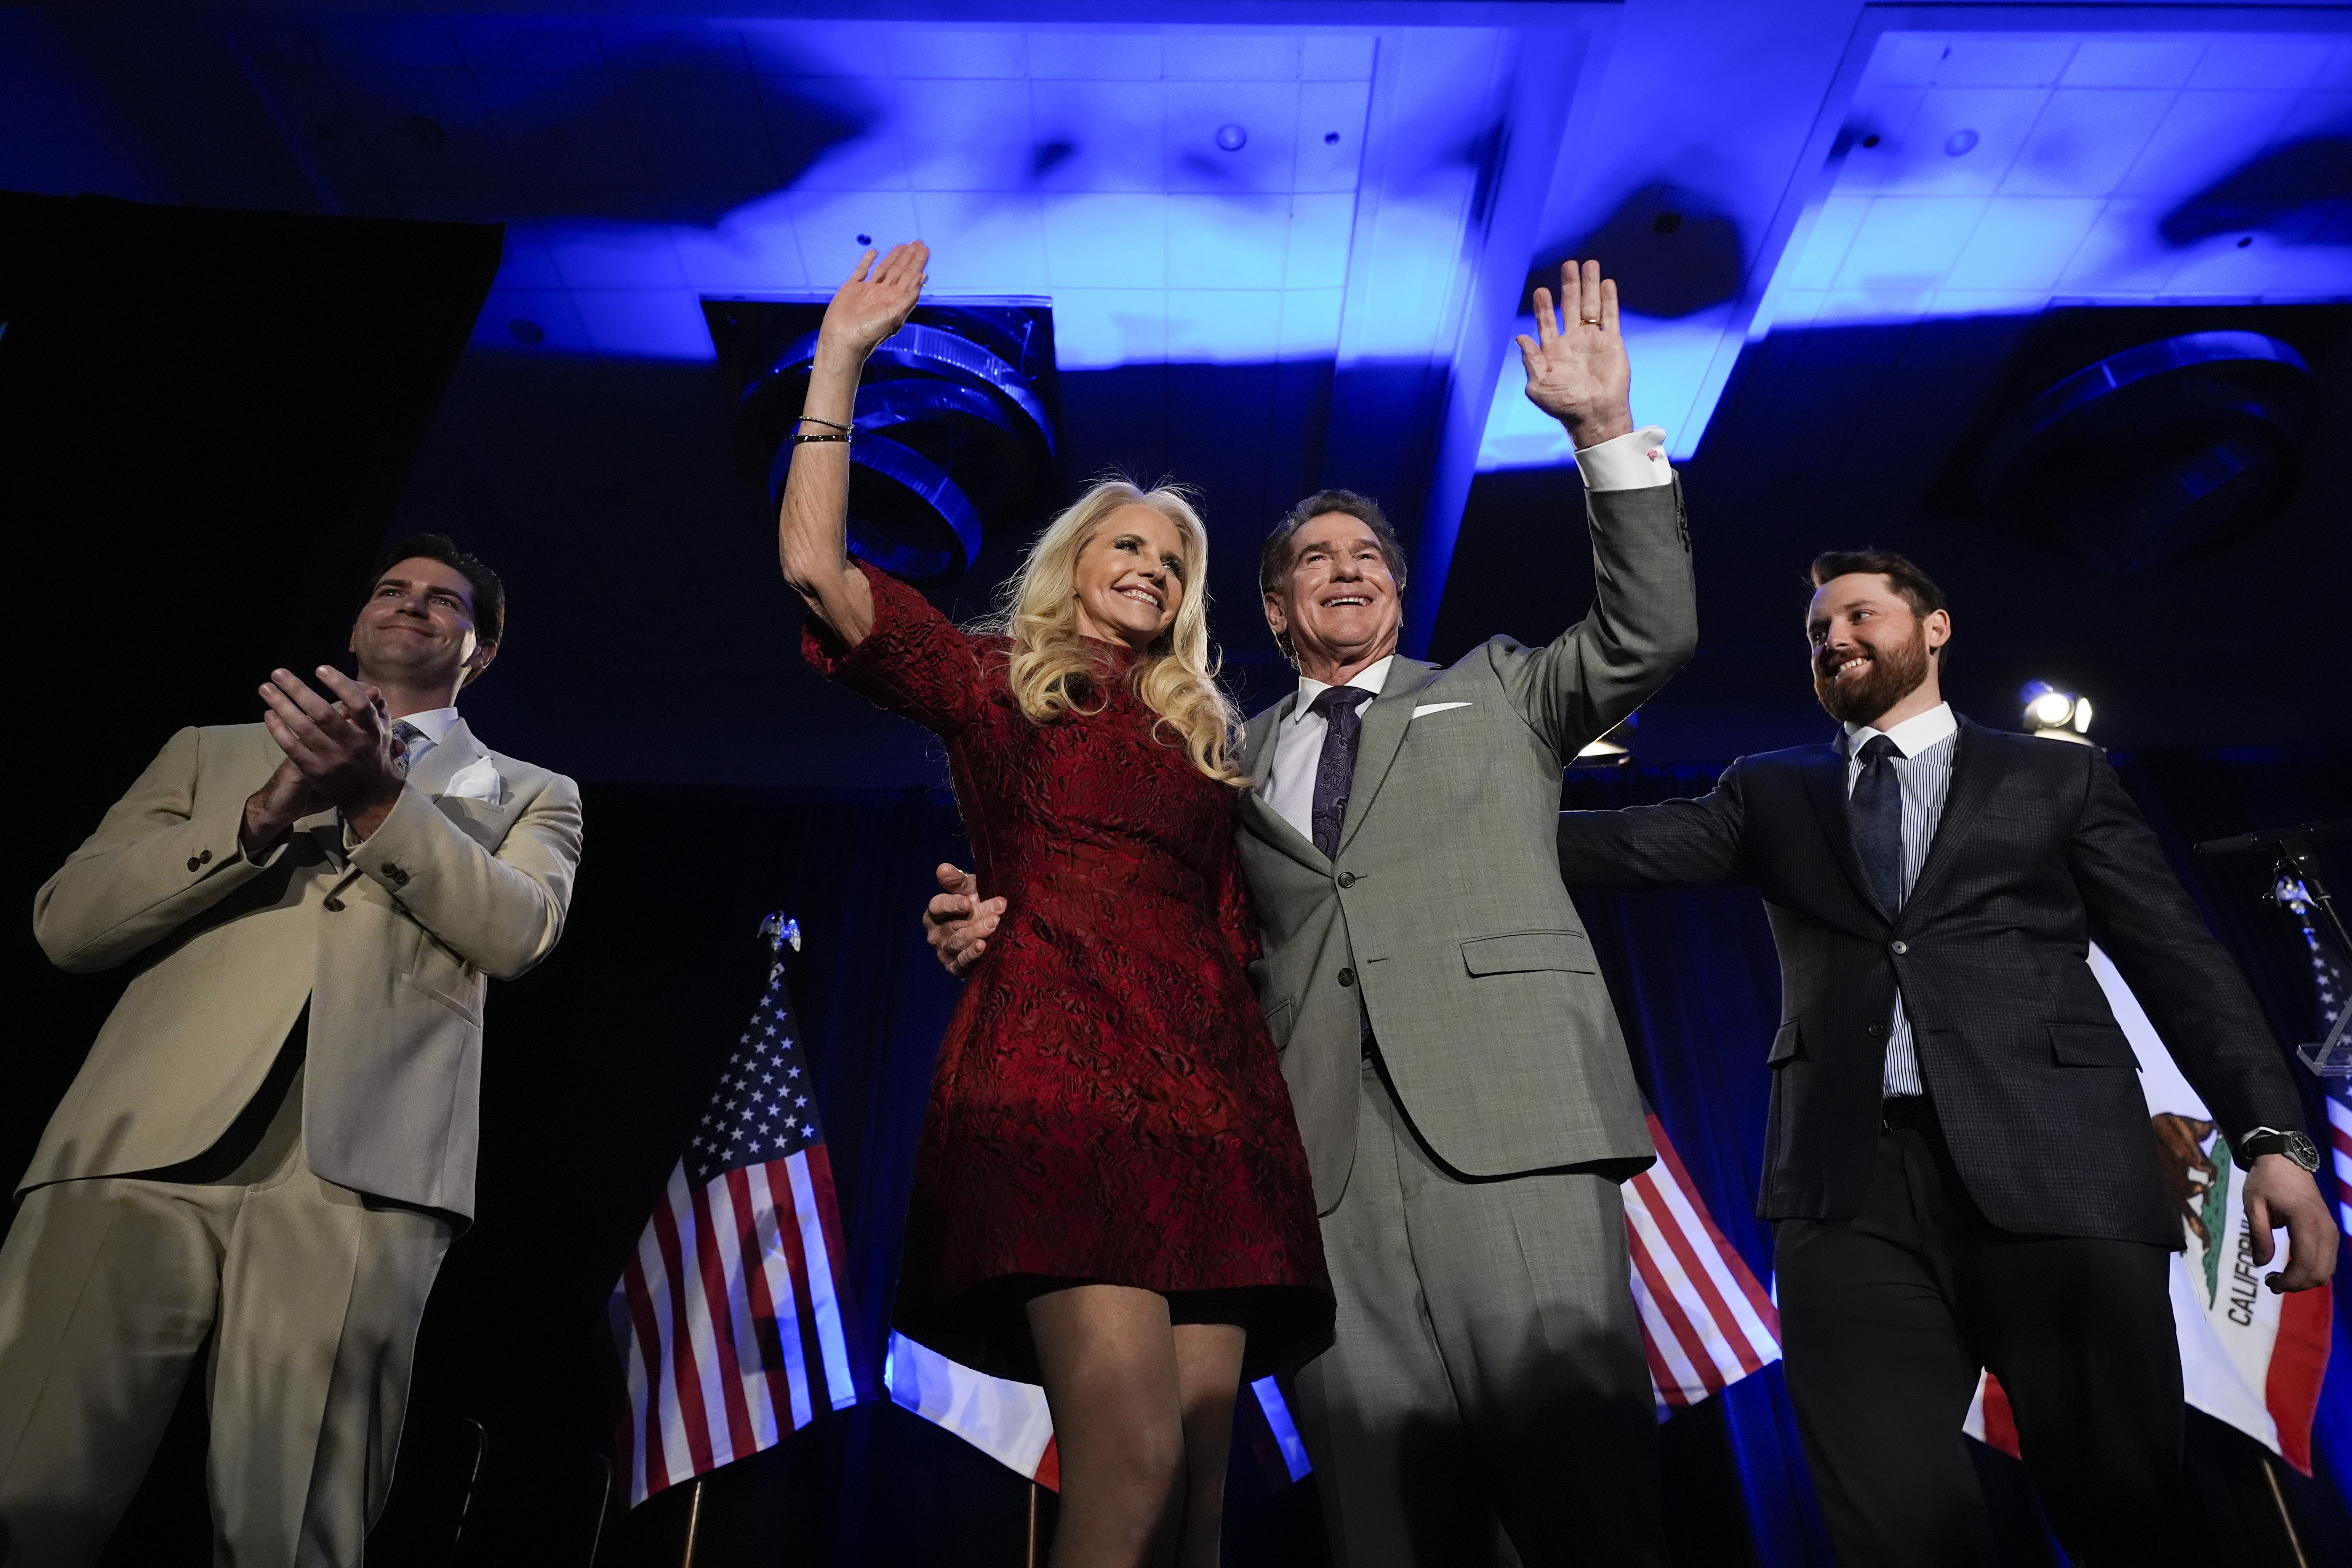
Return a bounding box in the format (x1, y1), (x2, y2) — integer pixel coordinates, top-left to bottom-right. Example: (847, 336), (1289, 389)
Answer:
(572, 288), (713, 359)
(2001, 88), (2175, 197)
(1837, 86), (1928, 194)
(1027, 32), (1160, 82)
(757, 75), (900, 192)
(1301, 34), (1376, 83)
(1048, 288), (1166, 368)
(2059, 37), (2208, 91)
(1168, 289), (1280, 360)
(1920, 288), (2047, 320)
(2187, 35), (2331, 93)
(1866, 35), (1950, 91)
(2161, 230), (2298, 296)
(2051, 198), (2179, 293)
(672, 202), (810, 292)
(548, 224), (686, 289)
(2316, 43), (2352, 92)
(1029, 80), (1166, 193)
(2269, 89), (2352, 144)
(890, 29), (1026, 80)
(1167, 194), (1289, 288)
(1296, 81), (1371, 193)
(1833, 196), (1989, 290)
(1285, 193), (1356, 289)
(1042, 193), (1165, 288)
(1166, 81), (1299, 194)
(1164, 34), (1301, 82)
(782, 189), (921, 277)
(598, 21), (748, 77)
(2115, 91), (2294, 198)
(473, 287), (593, 354)
(482, 75), (652, 192)
(1277, 287), (1344, 357)
(1928, 36), (2076, 89)
(1877, 86), (2047, 196)
(1944, 198), (2101, 289)
(909, 190), (1045, 292)
(489, 219), (566, 289)
(896, 77), (1034, 192)
(1782, 194), (1870, 290)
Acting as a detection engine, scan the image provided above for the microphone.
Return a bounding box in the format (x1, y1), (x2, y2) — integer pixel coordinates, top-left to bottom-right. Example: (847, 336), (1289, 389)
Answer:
(2192, 820), (2349, 859)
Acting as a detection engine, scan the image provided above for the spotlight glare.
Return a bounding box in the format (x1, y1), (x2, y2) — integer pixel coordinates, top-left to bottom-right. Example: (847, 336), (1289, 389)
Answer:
(2027, 691), (2073, 728)
(2072, 697), (2093, 733)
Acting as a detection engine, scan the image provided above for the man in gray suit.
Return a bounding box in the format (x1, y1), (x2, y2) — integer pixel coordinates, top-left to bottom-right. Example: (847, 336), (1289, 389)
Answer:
(1, 535), (581, 1568)
(931, 260), (1697, 1564)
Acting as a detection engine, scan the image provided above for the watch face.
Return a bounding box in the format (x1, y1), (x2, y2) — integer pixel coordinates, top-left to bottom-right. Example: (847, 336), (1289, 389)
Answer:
(2286, 1131), (2322, 1173)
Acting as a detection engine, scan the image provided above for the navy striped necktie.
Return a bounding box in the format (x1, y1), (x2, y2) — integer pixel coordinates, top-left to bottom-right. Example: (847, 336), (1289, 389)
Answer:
(1850, 733), (1903, 915)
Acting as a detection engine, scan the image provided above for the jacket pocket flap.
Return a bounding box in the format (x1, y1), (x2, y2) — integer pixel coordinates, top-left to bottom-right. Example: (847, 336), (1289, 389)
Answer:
(1263, 999), (1296, 1050)
(2049, 1023), (2136, 1067)
(1461, 931), (1594, 976)
(1768, 1021), (1803, 1065)
(400, 970), (484, 1026)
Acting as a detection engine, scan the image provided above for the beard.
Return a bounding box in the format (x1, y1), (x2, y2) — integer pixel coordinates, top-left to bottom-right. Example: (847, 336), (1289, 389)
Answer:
(1813, 625), (1931, 726)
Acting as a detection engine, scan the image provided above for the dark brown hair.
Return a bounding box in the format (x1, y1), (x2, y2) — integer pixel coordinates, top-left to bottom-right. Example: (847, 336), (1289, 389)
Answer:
(1807, 549), (1946, 621)
(363, 532), (506, 646)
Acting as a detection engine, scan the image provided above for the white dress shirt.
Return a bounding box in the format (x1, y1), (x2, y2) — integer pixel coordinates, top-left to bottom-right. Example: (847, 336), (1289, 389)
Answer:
(1260, 427), (1674, 844)
(391, 705), (461, 770)
(1841, 702), (1959, 1098)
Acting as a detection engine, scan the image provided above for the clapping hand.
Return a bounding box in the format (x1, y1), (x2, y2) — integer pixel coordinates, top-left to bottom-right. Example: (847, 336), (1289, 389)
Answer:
(256, 666), (408, 837)
(925, 863), (1005, 979)
(1516, 259), (1634, 449)
(817, 241), (930, 366)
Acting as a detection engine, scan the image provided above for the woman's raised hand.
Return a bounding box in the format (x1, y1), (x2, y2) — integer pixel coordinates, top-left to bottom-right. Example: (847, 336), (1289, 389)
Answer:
(819, 241), (930, 360)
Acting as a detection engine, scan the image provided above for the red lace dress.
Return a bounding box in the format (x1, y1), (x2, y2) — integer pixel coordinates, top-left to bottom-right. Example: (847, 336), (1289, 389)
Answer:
(806, 562), (1332, 1382)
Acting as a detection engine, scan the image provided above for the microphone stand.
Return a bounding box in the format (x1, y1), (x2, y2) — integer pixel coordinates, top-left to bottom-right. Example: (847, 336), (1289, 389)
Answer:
(2194, 819), (2351, 1076)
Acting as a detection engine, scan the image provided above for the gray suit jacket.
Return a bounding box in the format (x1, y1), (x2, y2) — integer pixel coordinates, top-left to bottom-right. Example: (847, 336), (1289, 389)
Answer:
(1236, 481), (1697, 1212)
(27, 719), (582, 1219)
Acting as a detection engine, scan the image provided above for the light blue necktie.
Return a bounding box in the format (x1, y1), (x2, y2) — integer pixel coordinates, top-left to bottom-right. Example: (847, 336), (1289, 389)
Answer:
(393, 720), (433, 777)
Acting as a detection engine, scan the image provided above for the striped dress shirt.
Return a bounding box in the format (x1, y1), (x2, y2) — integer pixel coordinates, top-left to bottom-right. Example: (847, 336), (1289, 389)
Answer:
(1842, 702), (1959, 1098)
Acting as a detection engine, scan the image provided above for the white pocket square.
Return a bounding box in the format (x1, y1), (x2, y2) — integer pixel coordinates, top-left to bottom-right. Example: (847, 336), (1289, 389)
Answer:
(440, 756), (504, 804)
(1411, 702), (1473, 718)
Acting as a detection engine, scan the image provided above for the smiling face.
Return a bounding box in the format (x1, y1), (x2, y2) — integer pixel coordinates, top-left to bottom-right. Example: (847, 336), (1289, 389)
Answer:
(1070, 503), (1189, 649)
(1266, 511), (1404, 682)
(1805, 572), (1948, 728)
(350, 556), (497, 696)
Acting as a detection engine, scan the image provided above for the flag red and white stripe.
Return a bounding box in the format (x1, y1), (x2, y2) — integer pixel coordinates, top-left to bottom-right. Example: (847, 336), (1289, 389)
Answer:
(886, 1331), (1060, 1489)
(1625, 1113), (1783, 1412)
(611, 944), (869, 1505)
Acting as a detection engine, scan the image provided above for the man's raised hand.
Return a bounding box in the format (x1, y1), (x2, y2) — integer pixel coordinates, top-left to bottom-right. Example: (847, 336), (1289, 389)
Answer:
(1516, 259), (1634, 449)
(925, 862), (1005, 979)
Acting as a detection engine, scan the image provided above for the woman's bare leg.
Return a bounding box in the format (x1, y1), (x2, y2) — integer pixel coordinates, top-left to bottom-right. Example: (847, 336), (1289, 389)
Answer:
(1170, 1323), (1247, 1568)
(1028, 1284), (1187, 1568)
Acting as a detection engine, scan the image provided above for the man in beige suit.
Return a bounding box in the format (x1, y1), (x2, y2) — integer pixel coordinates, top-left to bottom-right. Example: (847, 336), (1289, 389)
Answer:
(0, 534), (582, 1568)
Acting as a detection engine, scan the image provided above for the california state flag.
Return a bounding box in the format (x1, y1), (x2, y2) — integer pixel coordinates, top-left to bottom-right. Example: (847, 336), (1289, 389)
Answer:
(1966, 945), (2332, 1472)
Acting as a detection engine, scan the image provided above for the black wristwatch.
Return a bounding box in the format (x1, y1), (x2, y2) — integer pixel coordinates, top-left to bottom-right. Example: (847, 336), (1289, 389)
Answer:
(2236, 1127), (2321, 1173)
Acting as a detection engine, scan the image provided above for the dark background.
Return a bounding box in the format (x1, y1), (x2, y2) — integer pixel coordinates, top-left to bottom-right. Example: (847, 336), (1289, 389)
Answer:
(5, 192), (2350, 1567)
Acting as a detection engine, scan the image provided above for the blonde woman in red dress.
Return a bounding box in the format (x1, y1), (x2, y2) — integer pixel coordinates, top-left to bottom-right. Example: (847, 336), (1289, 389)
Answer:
(779, 242), (1331, 1568)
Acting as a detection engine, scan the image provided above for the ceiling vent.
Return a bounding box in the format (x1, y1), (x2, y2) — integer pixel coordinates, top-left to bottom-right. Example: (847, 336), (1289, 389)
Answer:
(1977, 330), (2320, 575)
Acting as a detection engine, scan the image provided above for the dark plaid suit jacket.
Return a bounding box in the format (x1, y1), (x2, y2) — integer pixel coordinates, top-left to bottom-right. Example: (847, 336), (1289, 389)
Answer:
(1556, 715), (2305, 1248)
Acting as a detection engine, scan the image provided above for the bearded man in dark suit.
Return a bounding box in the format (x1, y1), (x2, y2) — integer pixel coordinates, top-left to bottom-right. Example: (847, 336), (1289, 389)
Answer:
(1555, 550), (2334, 1566)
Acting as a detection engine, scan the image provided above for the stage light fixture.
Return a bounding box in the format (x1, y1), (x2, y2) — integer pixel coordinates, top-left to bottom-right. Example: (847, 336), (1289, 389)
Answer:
(2020, 682), (2095, 745)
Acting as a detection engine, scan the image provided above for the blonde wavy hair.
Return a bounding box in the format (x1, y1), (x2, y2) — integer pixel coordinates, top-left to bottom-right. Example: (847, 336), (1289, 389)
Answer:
(973, 480), (1244, 784)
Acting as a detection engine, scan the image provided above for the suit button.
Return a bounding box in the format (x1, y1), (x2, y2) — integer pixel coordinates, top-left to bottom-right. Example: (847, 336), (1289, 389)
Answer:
(1337, 872), (1356, 889)
(1338, 967), (1355, 988)
(1867, 1022), (1886, 1037)
(1890, 940), (1909, 955)
(186, 856), (202, 872)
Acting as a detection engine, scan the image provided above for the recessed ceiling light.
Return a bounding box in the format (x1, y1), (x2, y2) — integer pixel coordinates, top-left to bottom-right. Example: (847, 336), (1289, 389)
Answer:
(856, 233), (872, 246)
(1944, 128), (1978, 156)
(1215, 124), (1248, 152)
(1323, 131), (1340, 145)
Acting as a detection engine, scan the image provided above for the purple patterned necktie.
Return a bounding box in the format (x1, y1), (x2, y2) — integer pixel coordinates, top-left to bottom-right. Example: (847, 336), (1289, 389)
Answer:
(1309, 685), (1368, 859)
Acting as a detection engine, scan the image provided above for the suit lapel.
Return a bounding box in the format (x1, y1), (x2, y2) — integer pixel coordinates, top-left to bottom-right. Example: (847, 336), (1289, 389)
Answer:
(1900, 716), (1998, 919)
(1239, 692), (1328, 872)
(1335, 658), (1437, 858)
(1800, 737), (1890, 924)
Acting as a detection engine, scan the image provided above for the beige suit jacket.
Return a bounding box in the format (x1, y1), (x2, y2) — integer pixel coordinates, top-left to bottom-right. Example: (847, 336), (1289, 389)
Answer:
(25, 719), (582, 1219)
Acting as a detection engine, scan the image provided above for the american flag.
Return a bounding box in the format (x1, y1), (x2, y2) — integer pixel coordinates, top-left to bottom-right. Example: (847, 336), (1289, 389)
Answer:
(1626, 1112), (1783, 1412)
(611, 917), (870, 1505)
(2276, 877), (2352, 1235)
